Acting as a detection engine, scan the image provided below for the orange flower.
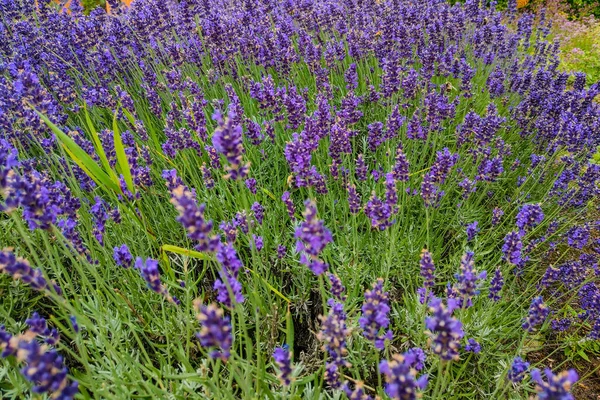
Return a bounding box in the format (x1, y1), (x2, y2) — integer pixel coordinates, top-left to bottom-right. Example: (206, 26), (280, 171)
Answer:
(517, 0), (528, 8)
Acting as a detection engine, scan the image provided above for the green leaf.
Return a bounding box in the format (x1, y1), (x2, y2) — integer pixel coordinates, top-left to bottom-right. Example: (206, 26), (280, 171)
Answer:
(34, 109), (121, 193)
(113, 110), (135, 194)
(161, 245), (213, 261)
(578, 349), (590, 362)
(83, 104), (119, 185)
(286, 305), (294, 355)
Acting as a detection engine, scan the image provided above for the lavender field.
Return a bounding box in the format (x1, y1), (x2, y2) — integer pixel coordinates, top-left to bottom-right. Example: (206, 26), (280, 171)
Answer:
(1, 0), (599, 399)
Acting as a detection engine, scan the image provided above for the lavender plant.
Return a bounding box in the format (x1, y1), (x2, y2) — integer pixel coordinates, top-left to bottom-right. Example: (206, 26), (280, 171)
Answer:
(0, 0), (598, 398)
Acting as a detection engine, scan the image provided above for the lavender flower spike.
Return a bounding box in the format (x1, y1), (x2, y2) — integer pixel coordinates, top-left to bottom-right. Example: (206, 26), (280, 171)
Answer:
(359, 278), (393, 350)
(425, 297), (464, 361)
(531, 368), (578, 400)
(194, 301), (233, 361)
(273, 346), (293, 385)
(295, 200), (332, 275)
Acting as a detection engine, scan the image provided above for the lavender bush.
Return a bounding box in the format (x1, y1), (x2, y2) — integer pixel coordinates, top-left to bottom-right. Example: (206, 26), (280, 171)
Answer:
(0, 0), (598, 398)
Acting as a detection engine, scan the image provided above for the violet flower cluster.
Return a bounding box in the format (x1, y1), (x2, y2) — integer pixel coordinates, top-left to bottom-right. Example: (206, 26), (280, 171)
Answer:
(295, 200), (332, 275)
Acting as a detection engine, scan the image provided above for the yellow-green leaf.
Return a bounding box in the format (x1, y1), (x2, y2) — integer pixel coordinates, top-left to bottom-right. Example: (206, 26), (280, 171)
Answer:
(84, 104), (119, 185)
(161, 245), (213, 261)
(35, 109), (121, 193)
(113, 110), (135, 194)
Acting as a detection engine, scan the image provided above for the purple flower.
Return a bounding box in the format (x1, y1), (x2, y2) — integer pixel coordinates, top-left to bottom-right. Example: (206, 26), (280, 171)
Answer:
(392, 147), (410, 182)
(245, 178), (257, 194)
(464, 338), (481, 354)
(522, 296), (549, 332)
(212, 108), (249, 180)
(367, 122), (385, 151)
(516, 204), (544, 235)
(214, 244), (244, 307)
(502, 231), (523, 266)
(508, 357), (530, 383)
(0, 327), (79, 400)
(466, 221), (479, 242)
(281, 191), (296, 220)
(113, 244), (133, 268)
(318, 299), (351, 387)
(356, 154), (368, 181)
(273, 346), (293, 385)
(277, 245), (287, 259)
(492, 207), (504, 226)
(344, 63), (358, 90)
(26, 312), (59, 345)
(0, 250), (62, 295)
(194, 302), (233, 361)
(343, 381), (373, 400)
(425, 297), (464, 361)
(531, 368), (578, 400)
(365, 193), (392, 231)
(252, 235), (264, 252)
(251, 202), (264, 225)
(69, 316), (79, 334)
(450, 252), (487, 308)
(385, 173), (398, 212)
(359, 278), (393, 350)
(420, 249), (436, 288)
(347, 184), (362, 214)
(135, 257), (179, 305)
(379, 351), (428, 400)
(405, 347), (426, 371)
(163, 170), (220, 252)
(328, 273), (347, 301)
(489, 268), (504, 301)
(295, 200), (332, 275)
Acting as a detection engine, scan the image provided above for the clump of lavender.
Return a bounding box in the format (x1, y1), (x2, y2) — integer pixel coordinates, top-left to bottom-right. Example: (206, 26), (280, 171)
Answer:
(317, 299), (351, 388)
(359, 278), (393, 350)
(113, 244), (133, 268)
(272, 346), (292, 386)
(194, 302), (233, 361)
(516, 204), (544, 235)
(295, 200), (332, 275)
(0, 250), (62, 295)
(531, 368), (578, 400)
(211, 108), (249, 180)
(379, 351), (428, 400)
(26, 312), (59, 345)
(135, 257), (179, 305)
(489, 268), (504, 301)
(425, 297), (464, 361)
(522, 296), (549, 332)
(508, 357), (530, 383)
(0, 326), (79, 400)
